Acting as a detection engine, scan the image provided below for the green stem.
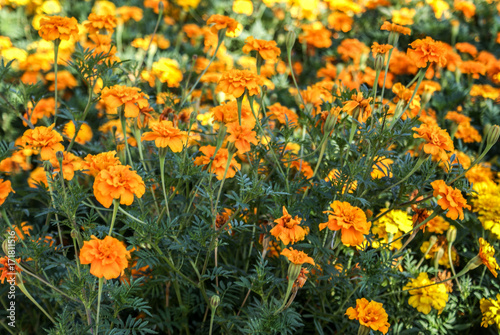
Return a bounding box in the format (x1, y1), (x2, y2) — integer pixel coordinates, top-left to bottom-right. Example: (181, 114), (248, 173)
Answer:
(108, 199), (119, 236)
(17, 277), (56, 325)
(377, 48), (394, 114)
(380, 155), (426, 194)
(95, 277), (104, 334)
(209, 309), (216, 335)
(119, 110), (134, 169)
(159, 150), (172, 222)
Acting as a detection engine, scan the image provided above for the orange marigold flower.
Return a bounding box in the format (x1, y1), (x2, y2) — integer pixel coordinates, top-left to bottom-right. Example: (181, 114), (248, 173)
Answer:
(242, 36), (281, 61)
(455, 122), (482, 143)
(380, 21), (411, 35)
(211, 101), (255, 126)
(371, 42), (393, 58)
(412, 123), (454, 161)
(100, 85), (149, 118)
(343, 92), (373, 123)
(38, 16), (79, 41)
(454, 1), (476, 19)
(193, 145), (241, 180)
(23, 97), (57, 126)
(93, 165), (146, 208)
(45, 70), (78, 91)
(270, 206), (308, 245)
(117, 6), (144, 23)
(226, 122), (258, 154)
(299, 22), (332, 49)
(478, 238), (500, 278)
(267, 103), (298, 125)
(21, 124), (64, 160)
(345, 298), (390, 334)
(28, 166), (48, 188)
(142, 120), (188, 152)
(63, 121), (93, 145)
(83, 151), (121, 176)
(294, 268), (309, 288)
(0, 257), (21, 284)
(206, 14), (239, 35)
(84, 13), (117, 34)
(280, 248), (315, 266)
(319, 201), (371, 247)
(0, 179), (14, 206)
(431, 180), (471, 220)
(337, 38), (370, 64)
(49, 152), (83, 181)
(455, 42), (477, 57)
(407, 37), (447, 68)
(79, 235), (131, 279)
(217, 69), (263, 98)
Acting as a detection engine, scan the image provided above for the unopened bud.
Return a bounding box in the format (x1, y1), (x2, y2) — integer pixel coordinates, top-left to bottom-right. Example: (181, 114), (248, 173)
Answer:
(43, 161), (53, 174)
(210, 295), (220, 311)
(285, 30), (296, 53)
(486, 125), (500, 148)
(434, 247), (445, 269)
(262, 85), (268, 96)
(462, 255), (482, 274)
(70, 229), (78, 239)
(227, 141), (237, 156)
(446, 226), (457, 244)
(56, 151), (64, 160)
(357, 325), (371, 335)
(158, 1), (164, 12)
(429, 235), (438, 246)
(374, 54), (385, 72)
(287, 263), (302, 285)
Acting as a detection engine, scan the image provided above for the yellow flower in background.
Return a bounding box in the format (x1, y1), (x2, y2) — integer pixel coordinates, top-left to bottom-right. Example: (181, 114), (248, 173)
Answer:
(392, 8), (416, 26)
(233, 0), (253, 16)
(478, 238), (500, 278)
(404, 272), (449, 314)
(480, 294), (500, 328)
(176, 0), (201, 10)
(471, 182), (500, 238)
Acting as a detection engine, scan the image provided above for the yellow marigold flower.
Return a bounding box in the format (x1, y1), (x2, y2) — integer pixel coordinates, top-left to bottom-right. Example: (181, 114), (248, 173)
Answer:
(84, 13), (117, 34)
(100, 85), (149, 118)
(176, 0), (201, 10)
(206, 14), (239, 35)
(478, 238), (500, 278)
(193, 145), (241, 180)
(38, 15), (79, 41)
(404, 272), (449, 314)
(141, 120), (188, 152)
(63, 121), (93, 145)
(380, 21), (411, 35)
(412, 123), (454, 161)
(319, 201), (370, 247)
(280, 248), (315, 266)
(232, 0), (253, 15)
(226, 122), (258, 154)
(93, 165), (146, 208)
(83, 151), (121, 176)
(392, 7), (416, 26)
(480, 294), (500, 328)
(424, 215), (450, 234)
(431, 180), (471, 220)
(0, 179), (15, 206)
(345, 298), (390, 334)
(375, 209), (413, 235)
(49, 151), (83, 181)
(143, 58), (183, 88)
(269, 206), (308, 245)
(21, 124), (64, 161)
(407, 37), (447, 68)
(217, 69), (263, 98)
(79, 235), (131, 279)
(471, 181), (500, 238)
(242, 36), (281, 61)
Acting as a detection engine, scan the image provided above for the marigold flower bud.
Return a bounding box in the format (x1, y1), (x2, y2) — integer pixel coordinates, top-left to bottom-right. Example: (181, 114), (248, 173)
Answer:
(486, 125), (500, 148)
(374, 54), (385, 72)
(210, 295), (220, 311)
(285, 30), (296, 53)
(446, 226), (457, 244)
(358, 325), (371, 335)
(43, 161), (53, 174)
